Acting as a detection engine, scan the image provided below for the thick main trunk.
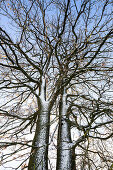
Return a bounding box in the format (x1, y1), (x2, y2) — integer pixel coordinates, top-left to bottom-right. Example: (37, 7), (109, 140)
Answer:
(28, 101), (49, 170)
(56, 91), (75, 170)
(28, 77), (50, 170)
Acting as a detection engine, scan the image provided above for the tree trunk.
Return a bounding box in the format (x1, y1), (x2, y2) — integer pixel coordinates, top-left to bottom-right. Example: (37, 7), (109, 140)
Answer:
(56, 90), (75, 170)
(28, 77), (50, 170)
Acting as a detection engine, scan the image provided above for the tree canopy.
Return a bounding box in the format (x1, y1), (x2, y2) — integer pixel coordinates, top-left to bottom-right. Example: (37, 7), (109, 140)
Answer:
(0, 0), (113, 169)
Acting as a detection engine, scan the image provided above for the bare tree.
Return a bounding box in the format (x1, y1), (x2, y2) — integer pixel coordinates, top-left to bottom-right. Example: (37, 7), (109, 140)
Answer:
(0, 0), (113, 169)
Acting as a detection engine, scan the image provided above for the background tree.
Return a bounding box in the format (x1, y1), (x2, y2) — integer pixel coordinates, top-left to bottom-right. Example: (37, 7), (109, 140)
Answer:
(0, 0), (113, 169)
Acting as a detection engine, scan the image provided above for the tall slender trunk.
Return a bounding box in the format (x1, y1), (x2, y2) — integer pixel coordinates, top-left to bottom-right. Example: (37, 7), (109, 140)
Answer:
(28, 77), (50, 170)
(56, 90), (75, 170)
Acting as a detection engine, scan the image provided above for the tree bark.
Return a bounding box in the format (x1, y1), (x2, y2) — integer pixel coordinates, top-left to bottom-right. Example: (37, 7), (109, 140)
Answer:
(28, 78), (50, 170)
(56, 90), (75, 170)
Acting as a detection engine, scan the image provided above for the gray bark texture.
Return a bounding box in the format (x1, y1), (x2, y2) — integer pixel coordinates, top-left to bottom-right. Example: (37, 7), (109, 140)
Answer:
(56, 91), (75, 170)
(28, 78), (50, 170)
(28, 102), (49, 170)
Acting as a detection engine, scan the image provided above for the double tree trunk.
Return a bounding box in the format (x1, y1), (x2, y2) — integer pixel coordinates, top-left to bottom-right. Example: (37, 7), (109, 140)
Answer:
(28, 79), (75, 170)
(56, 91), (75, 170)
